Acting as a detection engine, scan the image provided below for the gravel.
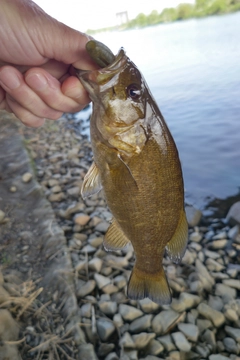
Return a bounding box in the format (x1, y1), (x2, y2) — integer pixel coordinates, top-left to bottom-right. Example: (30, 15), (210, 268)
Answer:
(1, 115), (240, 360)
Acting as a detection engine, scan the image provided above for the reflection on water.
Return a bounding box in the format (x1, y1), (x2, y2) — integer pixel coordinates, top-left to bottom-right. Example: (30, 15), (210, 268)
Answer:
(74, 12), (240, 208)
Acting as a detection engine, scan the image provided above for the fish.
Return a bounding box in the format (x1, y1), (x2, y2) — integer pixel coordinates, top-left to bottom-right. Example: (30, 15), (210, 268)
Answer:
(76, 40), (188, 304)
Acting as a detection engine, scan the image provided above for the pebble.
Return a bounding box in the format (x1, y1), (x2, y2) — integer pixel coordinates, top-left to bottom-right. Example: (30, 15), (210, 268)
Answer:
(196, 319), (212, 332)
(206, 258), (225, 272)
(138, 298), (160, 313)
(98, 343), (115, 357)
(195, 344), (210, 358)
(106, 254), (129, 267)
(185, 205), (202, 227)
(209, 355), (230, 360)
(88, 257), (103, 272)
(152, 310), (181, 335)
(158, 334), (176, 352)
(9, 186), (17, 192)
(212, 231), (227, 240)
(223, 337), (239, 354)
(102, 283), (119, 295)
(78, 343), (98, 360)
(202, 329), (216, 352)
(97, 318), (115, 341)
(94, 273), (111, 289)
(48, 192), (65, 202)
(195, 259), (215, 291)
(119, 304), (143, 321)
(48, 179), (59, 187)
(67, 186), (80, 197)
(223, 279), (240, 290)
(51, 184), (61, 193)
(88, 236), (103, 247)
(76, 280), (96, 297)
(228, 225), (239, 240)
(171, 332), (191, 352)
(140, 356), (163, 360)
(225, 325), (240, 342)
(105, 352), (119, 360)
(99, 301), (117, 316)
(171, 292), (201, 312)
(177, 323), (199, 342)
(123, 350), (138, 359)
(114, 275), (127, 290)
(80, 303), (92, 318)
(95, 220), (110, 233)
(81, 244), (96, 254)
(224, 308), (238, 322)
(119, 332), (135, 349)
(227, 201), (240, 225)
(189, 231), (202, 242)
(215, 283), (237, 302)
(74, 213), (90, 226)
(204, 249), (220, 259)
(210, 239), (228, 249)
(22, 172), (32, 182)
(208, 295), (224, 311)
(197, 303), (225, 327)
(0, 210), (5, 223)
(129, 314), (153, 333)
(146, 339), (164, 356)
(17, 119), (240, 360)
(113, 314), (124, 328)
(132, 332), (156, 349)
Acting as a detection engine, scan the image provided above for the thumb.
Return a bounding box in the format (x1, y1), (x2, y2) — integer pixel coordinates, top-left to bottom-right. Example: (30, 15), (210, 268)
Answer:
(38, 17), (97, 70)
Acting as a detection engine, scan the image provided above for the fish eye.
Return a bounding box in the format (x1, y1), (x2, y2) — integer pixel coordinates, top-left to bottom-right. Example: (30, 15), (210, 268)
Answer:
(127, 84), (141, 100)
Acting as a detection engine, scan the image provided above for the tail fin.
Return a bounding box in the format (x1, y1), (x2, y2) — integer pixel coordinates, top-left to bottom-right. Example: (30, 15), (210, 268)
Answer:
(127, 266), (171, 305)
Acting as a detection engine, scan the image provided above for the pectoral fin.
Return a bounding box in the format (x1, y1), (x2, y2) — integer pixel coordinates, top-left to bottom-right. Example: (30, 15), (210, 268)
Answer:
(103, 219), (130, 251)
(81, 162), (102, 199)
(165, 209), (188, 264)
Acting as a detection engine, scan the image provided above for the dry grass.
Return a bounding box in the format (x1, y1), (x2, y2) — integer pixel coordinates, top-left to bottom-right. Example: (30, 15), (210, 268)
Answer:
(1, 279), (78, 359)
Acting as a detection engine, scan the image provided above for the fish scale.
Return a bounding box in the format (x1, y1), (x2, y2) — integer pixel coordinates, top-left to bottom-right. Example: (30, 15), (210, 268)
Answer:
(77, 40), (188, 304)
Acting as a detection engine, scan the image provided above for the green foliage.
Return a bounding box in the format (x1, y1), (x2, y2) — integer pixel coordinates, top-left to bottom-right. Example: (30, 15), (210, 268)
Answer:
(176, 3), (194, 19)
(86, 0), (240, 34)
(159, 8), (178, 22)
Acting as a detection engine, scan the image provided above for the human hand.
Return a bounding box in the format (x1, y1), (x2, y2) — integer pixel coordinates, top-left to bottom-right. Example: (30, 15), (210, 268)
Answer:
(0, 0), (97, 127)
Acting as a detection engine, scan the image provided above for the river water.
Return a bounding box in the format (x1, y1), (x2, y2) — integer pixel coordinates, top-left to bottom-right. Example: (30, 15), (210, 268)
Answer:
(76, 12), (240, 208)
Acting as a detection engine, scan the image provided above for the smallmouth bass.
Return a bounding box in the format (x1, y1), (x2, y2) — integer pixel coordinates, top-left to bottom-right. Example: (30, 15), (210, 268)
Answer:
(77, 40), (188, 304)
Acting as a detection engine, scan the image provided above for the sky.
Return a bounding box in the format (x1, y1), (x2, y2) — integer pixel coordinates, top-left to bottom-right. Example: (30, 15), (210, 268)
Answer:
(34, 0), (195, 32)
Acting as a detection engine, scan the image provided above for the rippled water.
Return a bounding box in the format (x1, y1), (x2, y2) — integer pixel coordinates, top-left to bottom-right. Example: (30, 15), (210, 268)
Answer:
(76, 12), (240, 208)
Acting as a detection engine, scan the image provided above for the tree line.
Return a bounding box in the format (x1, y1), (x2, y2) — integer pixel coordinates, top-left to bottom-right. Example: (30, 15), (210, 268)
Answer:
(87, 0), (240, 34)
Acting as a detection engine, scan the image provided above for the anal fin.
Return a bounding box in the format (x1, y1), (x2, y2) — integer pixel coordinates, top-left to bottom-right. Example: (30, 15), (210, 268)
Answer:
(165, 209), (188, 264)
(81, 162), (102, 199)
(103, 219), (130, 251)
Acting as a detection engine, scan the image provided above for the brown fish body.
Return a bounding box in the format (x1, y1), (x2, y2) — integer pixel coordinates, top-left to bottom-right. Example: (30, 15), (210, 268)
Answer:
(78, 45), (188, 304)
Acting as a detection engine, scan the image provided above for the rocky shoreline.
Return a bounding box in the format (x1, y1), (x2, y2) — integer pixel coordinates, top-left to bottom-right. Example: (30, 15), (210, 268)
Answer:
(0, 113), (240, 360)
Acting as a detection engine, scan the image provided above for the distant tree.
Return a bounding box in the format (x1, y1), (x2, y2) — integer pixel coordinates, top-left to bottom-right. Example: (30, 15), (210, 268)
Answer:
(206, 0), (229, 14)
(135, 13), (148, 27)
(176, 3), (194, 19)
(147, 10), (160, 25)
(159, 7), (178, 22)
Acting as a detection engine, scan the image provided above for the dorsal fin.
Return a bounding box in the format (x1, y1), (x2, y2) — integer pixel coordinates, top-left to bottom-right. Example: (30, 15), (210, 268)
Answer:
(103, 218), (130, 251)
(81, 162), (102, 199)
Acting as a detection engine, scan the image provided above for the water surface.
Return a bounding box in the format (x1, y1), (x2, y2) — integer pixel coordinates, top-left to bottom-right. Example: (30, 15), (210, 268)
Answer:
(77, 13), (240, 208)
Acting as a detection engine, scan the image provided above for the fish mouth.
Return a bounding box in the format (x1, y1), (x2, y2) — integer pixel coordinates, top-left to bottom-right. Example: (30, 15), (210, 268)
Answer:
(76, 48), (128, 94)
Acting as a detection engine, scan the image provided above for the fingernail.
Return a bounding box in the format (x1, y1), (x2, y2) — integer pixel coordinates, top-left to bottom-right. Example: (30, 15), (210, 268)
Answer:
(0, 69), (21, 90)
(26, 73), (48, 91)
